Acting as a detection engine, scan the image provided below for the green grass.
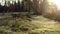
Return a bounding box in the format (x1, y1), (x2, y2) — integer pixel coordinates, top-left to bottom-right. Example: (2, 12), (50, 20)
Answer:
(0, 12), (60, 34)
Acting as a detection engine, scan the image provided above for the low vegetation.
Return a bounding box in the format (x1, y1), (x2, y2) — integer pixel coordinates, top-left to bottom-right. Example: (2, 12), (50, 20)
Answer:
(0, 12), (59, 34)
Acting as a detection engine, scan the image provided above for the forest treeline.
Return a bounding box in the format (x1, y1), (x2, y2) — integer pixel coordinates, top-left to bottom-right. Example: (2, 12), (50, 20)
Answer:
(0, 0), (24, 12)
(0, 0), (43, 14)
(0, 0), (57, 15)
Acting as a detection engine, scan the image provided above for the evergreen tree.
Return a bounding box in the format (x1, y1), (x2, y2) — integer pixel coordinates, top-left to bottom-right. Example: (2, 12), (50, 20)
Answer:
(21, 0), (33, 12)
(33, 0), (40, 14)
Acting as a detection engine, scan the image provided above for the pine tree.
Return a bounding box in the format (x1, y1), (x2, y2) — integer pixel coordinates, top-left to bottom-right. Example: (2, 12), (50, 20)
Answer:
(21, 0), (32, 12)
(4, 0), (7, 6)
(33, 0), (40, 14)
(7, 1), (10, 6)
(17, 0), (21, 11)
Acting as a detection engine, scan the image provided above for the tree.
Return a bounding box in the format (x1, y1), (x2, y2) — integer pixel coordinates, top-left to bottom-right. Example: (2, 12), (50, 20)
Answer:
(17, 0), (21, 12)
(4, 0), (8, 12)
(41, 0), (49, 15)
(33, 0), (42, 15)
(21, 0), (33, 12)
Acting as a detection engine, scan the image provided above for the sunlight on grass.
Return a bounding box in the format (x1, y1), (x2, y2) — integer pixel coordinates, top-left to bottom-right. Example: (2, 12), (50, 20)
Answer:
(0, 12), (60, 34)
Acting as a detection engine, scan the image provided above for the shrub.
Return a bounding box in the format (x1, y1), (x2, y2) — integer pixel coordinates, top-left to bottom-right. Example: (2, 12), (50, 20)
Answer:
(0, 30), (12, 34)
(43, 13), (56, 20)
(30, 32), (40, 34)
(20, 26), (29, 31)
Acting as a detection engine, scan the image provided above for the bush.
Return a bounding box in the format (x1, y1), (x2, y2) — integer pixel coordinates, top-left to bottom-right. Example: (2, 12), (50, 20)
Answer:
(0, 30), (12, 34)
(29, 32), (40, 34)
(20, 26), (29, 31)
(43, 13), (56, 20)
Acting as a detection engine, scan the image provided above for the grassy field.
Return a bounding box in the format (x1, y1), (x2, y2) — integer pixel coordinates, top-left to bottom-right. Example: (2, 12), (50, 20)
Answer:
(0, 12), (60, 34)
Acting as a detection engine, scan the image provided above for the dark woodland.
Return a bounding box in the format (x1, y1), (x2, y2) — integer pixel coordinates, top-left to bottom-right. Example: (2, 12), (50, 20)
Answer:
(0, 0), (33, 12)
